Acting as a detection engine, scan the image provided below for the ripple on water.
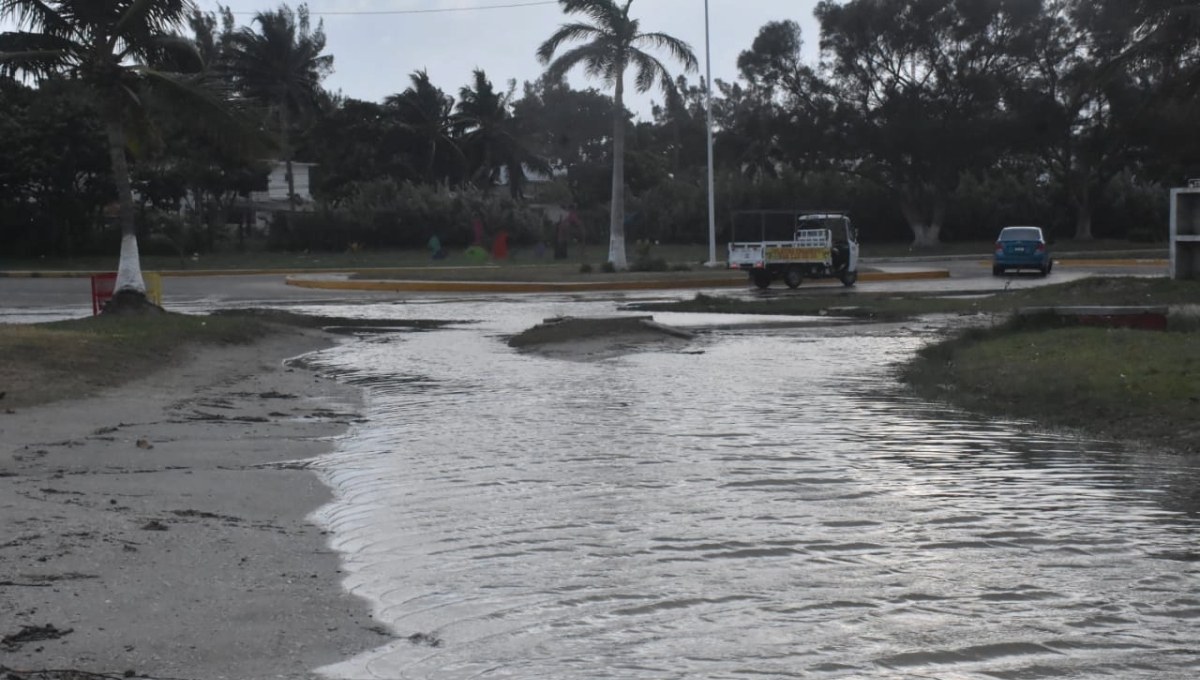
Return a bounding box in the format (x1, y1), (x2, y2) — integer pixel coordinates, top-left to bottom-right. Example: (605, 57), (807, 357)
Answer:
(299, 300), (1200, 680)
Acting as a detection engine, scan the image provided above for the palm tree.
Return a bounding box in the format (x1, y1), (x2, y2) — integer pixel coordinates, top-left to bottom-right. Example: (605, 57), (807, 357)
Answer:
(537, 0), (697, 269)
(222, 4), (332, 222)
(385, 70), (461, 184)
(0, 0), (226, 308)
(453, 69), (551, 199)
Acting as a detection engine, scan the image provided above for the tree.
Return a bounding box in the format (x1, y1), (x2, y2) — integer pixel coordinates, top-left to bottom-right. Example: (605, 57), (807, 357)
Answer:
(223, 3), (333, 226)
(452, 69), (550, 199)
(386, 70), (462, 185)
(816, 0), (1040, 247)
(0, 77), (112, 257)
(512, 75), (615, 170)
(537, 0), (698, 269)
(302, 97), (417, 201)
(0, 0), (230, 307)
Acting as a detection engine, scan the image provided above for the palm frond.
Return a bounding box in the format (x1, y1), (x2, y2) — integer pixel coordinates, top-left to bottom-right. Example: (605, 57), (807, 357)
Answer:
(133, 65), (268, 157)
(0, 0), (70, 37)
(0, 30), (77, 79)
(629, 48), (672, 94)
(125, 33), (203, 72)
(536, 22), (603, 63)
(633, 31), (698, 73)
(544, 42), (616, 85)
(558, 0), (624, 29)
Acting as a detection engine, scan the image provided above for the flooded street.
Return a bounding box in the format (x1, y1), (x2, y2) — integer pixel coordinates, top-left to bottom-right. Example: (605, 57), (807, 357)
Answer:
(279, 295), (1200, 680)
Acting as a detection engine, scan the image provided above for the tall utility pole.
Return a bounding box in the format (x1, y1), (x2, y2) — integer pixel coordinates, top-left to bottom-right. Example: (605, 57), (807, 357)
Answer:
(703, 0), (717, 267)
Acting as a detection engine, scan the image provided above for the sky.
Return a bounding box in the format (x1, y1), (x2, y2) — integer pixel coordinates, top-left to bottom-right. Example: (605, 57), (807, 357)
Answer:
(195, 0), (824, 119)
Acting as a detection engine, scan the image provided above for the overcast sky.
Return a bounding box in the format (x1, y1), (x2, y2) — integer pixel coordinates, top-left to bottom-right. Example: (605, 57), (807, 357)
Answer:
(195, 0), (823, 119)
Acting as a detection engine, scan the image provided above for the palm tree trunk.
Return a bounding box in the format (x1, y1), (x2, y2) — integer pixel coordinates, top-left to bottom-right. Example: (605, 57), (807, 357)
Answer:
(105, 119), (147, 295)
(609, 70), (628, 269)
(427, 137), (438, 180)
(280, 104), (296, 239)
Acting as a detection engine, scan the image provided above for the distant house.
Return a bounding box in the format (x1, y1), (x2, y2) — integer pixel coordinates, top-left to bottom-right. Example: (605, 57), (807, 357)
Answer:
(496, 163), (563, 199)
(242, 160), (317, 232)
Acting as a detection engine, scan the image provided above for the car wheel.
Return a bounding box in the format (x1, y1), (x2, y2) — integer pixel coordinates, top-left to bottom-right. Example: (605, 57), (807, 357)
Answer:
(783, 266), (803, 289)
(1040, 263), (1049, 277)
(992, 265), (1005, 276)
(752, 271), (771, 289)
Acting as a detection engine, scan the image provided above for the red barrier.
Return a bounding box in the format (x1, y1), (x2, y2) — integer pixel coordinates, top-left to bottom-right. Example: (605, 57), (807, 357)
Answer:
(90, 272), (118, 315)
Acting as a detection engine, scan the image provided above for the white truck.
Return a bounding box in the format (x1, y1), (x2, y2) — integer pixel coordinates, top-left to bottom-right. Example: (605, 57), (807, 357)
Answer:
(727, 210), (859, 289)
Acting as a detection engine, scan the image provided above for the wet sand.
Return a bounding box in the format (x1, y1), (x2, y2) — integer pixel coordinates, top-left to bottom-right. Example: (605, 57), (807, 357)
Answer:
(0, 331), (383, 679)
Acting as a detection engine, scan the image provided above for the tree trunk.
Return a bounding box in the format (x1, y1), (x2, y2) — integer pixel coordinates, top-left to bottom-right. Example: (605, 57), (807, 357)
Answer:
(608, 70), (628, 269)
(900, 195), (944, 249)
(1072, 184), (1094, 240)
(105, 119), (147, 296)
(280, 104), (296, 241)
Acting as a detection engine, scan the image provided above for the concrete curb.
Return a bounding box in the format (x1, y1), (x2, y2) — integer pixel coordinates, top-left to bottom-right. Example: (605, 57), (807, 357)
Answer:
(974, 259), (1168, 266)
(283, 269), (950, 293)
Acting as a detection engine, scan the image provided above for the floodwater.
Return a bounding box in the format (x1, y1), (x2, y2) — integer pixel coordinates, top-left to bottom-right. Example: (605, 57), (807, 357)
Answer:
(295, 295), (1200, 680)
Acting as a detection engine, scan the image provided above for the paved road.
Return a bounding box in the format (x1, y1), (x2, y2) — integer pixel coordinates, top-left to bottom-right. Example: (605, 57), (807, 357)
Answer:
(0, 259), (1169, 323)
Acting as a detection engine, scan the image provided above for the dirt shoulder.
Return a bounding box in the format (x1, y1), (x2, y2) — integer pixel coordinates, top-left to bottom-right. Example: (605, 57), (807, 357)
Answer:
(0, 330), (385, 680)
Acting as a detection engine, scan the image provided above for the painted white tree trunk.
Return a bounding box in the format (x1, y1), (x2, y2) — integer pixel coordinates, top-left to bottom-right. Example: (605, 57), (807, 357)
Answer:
(608, 72), (628, 270)
(115, 233), (146, 293)
(106, 120), (146, 294)
(901, 195), (945, 249)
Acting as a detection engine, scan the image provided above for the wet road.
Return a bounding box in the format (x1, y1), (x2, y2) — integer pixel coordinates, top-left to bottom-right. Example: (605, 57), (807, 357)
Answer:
(0, 258), (1168, 323)
(289, 296), (1200, 680)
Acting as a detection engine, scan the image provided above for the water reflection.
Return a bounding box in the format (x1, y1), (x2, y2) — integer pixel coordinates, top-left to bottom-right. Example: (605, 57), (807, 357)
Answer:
(300, 299), (1200, 680)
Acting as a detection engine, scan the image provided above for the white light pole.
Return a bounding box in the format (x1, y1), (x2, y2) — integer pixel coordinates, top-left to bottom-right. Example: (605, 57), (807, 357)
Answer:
(703, 0), (717, 267)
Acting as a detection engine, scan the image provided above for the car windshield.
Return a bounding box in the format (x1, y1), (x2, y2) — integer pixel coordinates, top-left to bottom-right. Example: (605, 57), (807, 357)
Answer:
(999, 227), (1042, 241)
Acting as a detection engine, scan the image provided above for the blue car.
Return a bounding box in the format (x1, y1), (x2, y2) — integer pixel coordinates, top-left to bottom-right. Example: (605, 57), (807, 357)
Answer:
(993, 226), (1052, 276)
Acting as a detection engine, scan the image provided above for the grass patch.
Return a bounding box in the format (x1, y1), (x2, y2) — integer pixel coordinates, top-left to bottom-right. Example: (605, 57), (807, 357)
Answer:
(901, 318), (1200, 453)
(634, 277), (1200, 321)
(0, 311), (464, 410)
(0, 312), (280, 409)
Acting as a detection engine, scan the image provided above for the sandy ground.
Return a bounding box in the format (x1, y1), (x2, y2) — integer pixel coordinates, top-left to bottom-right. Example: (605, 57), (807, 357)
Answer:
(0, 331), (384, 680)
(507, 315), (698, 361)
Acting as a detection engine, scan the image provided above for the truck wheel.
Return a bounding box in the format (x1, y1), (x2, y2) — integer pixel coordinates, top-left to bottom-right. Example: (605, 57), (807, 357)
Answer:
(839, 270), (858, 287)
(783, 266), (803, 289)
(752, 271), (771, 289)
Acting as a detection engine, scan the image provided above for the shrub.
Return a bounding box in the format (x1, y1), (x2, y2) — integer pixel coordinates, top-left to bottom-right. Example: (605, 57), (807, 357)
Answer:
(629, 239), (669, 272)
(267, 179), (553, 251)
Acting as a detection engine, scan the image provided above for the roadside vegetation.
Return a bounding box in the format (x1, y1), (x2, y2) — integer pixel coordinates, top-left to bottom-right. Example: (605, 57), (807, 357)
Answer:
(902, 318), (1200, 455)
(0, 313), (278, 409)
(632, 277), (1199, 322)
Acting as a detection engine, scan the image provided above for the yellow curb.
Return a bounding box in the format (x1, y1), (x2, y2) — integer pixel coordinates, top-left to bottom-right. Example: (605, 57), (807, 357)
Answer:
(285, 269), (950, 293)
(285, 276), (747, 293)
